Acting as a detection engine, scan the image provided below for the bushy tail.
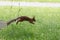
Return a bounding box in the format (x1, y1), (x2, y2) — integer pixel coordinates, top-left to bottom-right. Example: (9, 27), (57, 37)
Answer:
(7, 17), (21, 25)
(7, 18), (17, 25)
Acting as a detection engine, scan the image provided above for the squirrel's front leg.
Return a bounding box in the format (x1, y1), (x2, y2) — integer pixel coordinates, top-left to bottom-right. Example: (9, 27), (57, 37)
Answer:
(29, 21), (34, 24)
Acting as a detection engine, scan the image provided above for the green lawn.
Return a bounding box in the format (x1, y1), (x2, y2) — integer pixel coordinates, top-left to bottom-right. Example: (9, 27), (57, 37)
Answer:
(0, 6), (60, 40)
(0, 0), (60, 2)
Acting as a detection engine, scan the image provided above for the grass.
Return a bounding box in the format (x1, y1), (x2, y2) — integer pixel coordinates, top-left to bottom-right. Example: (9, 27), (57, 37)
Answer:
(0, 0), (60, 2)
(0, 6), (60, 40)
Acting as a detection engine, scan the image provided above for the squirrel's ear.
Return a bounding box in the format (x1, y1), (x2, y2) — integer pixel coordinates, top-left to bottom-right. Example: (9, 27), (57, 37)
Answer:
(33, 16), (35, 19)
(33, 16), (36, 21)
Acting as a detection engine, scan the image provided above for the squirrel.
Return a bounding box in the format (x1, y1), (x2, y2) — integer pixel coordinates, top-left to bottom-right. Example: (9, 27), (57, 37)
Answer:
(7, 16), (36, 25)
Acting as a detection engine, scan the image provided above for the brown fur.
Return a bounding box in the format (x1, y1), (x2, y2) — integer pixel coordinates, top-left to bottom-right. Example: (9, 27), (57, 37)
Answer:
(7, 16), (36, 25)
(7, 19), (17, 25)
(16, 16), (36, 24)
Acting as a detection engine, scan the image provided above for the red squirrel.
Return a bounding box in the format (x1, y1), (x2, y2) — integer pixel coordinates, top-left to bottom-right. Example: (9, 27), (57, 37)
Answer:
(7, 16), (36, 25)
(16, 16), (36, 24)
